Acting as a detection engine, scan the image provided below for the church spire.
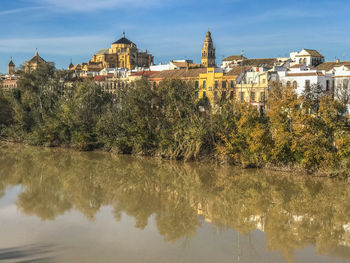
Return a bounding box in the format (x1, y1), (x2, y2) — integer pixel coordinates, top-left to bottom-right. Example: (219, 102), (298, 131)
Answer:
(8, 57), (15, 75)
(201, 29), (216, 67)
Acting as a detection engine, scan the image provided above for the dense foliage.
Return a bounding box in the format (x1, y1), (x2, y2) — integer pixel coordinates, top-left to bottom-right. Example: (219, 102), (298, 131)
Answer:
(1, 65), (350, 175)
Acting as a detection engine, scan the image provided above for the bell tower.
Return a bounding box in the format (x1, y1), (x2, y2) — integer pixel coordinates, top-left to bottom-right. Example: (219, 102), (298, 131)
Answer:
(8, 57), (15, 75)
(201, 29), (216, 67)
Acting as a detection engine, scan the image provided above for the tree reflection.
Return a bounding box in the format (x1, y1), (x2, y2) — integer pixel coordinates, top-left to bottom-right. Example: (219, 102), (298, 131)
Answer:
(1, 142), (350, 261)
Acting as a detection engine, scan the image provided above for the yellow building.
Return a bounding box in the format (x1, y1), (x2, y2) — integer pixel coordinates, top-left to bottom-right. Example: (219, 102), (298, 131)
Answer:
(148, 67), (240, 104)
(235, 69), (271, 112)
(198, 67), (238, 103)
(24, 49), (49, 73)
(89, 32), (154, 70)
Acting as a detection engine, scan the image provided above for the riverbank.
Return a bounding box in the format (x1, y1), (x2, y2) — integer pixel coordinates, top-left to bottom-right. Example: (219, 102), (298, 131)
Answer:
(2, 139), (348, 180)
(1, 67), (350, 176)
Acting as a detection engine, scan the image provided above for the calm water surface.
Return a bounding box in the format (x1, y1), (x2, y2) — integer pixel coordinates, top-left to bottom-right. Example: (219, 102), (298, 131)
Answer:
(1, 143), (350, 263)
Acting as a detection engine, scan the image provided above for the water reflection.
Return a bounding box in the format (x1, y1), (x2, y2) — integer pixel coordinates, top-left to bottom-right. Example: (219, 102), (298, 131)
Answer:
(1, 143), (350, 262)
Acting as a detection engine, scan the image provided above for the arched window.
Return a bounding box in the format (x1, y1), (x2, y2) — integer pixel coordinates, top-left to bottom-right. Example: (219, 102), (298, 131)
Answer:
(287, 81), (291, 87)
(293, 81), (297, 89)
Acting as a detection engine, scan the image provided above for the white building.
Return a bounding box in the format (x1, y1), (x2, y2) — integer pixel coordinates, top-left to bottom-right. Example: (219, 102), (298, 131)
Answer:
(150, 63), (171, 71)
(278, 64), (333, 96)
(333, 64), (350, 113)
(221, 55), (246, 69)
(290, 49), (325, 67)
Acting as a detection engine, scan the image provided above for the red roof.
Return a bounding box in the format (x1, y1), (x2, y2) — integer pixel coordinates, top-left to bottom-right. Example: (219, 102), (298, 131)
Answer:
(129, 71), (158, 77)
(94, 74), (114, 82)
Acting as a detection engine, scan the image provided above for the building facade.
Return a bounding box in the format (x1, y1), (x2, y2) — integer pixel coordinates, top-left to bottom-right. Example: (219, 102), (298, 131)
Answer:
(24, 50), (49, 73)
(89, 32), (154, 70)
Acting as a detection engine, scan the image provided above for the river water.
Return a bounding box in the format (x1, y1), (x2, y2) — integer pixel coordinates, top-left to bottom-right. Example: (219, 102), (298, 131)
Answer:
(0, 143), (350, 263)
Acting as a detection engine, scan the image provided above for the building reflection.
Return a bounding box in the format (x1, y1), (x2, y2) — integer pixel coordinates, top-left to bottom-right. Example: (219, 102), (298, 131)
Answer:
(1, 143), (350, 261)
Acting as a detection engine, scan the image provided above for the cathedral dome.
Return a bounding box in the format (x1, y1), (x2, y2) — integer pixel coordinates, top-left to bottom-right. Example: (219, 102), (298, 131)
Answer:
(112, 32), (135, 45)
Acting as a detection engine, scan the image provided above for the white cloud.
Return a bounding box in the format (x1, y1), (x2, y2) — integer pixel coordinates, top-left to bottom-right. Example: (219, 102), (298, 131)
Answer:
(0, 6), (46, 17)
(30, 0), (166, 12)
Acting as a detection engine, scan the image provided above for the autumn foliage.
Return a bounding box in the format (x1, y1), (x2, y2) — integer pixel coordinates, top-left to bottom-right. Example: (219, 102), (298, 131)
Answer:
(1, 66), (350, 175)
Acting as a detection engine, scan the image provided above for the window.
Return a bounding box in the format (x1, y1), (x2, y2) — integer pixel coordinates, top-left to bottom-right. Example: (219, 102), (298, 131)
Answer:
(260, 92), (265, 102)
(305, 80), (310, 88)
(230, 80), (234, 88)
(195, 91), (199, 99)
(222, 91), (226, 100)
(293, 81), (297, 89)
(326, 80), (330, 91)
(240, 92), (244, 102)
(215, 81), (218, 89)
(230, 90), (234, 100)
(203, 80), (206, 89)
(195, 81), (199, 89)
(251, 92), (255, 102)
(153, 81), (157, 90)
(222, 81), (226, 89)
(286, 81), (291, 87)
(203, 91), (206, 98)
(214, 91), (218, 99)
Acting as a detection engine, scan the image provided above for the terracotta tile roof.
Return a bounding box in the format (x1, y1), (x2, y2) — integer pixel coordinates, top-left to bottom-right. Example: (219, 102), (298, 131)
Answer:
(222, 55), (247, 62)
(171, 61), (201, 69)
(129, 71), (158, 77)
(286, 72), (324, 77)
(296, 49), (324, 57)
(289, 64), (304, 68)
(316, 61), (350, 71)
(241, 58), (277, 68)
(93, 74), (114, 81)
(225, 66), (252, 76)
(71, 64), (82, 71)
(149, 68), (207, 80)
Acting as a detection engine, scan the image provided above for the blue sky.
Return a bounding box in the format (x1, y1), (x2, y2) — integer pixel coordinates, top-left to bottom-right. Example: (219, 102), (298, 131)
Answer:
(1, 0), (349, 73)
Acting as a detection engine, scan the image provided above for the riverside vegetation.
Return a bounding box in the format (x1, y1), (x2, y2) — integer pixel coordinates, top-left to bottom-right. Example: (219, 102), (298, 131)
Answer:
(0, 64), (350, 176)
